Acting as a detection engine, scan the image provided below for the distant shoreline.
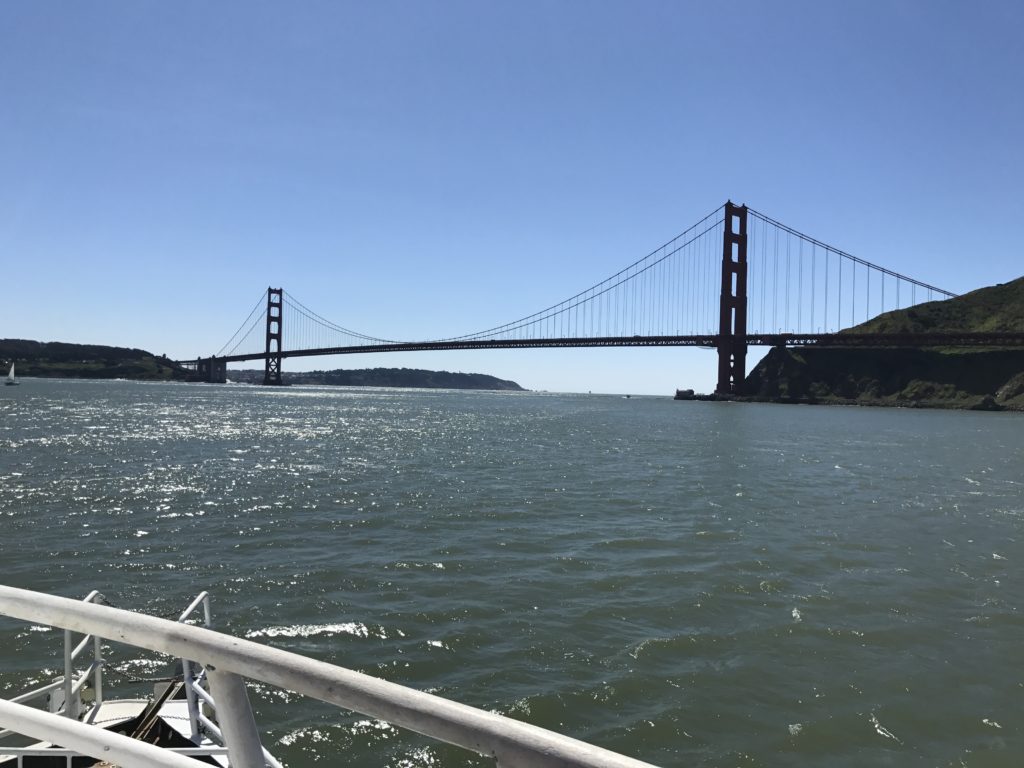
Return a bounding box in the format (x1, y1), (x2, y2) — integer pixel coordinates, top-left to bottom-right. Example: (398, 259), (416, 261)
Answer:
(1, 339), (526, 392)
(225, 367), (526, 391)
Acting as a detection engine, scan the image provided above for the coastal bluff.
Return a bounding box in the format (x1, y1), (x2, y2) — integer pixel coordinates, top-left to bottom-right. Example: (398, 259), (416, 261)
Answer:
(742, 275), (1024, 411)
(0, 339), (187, 380)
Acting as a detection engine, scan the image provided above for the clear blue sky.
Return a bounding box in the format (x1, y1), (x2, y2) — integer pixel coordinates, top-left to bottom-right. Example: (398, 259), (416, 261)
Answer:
(3, 1), (1022, 394)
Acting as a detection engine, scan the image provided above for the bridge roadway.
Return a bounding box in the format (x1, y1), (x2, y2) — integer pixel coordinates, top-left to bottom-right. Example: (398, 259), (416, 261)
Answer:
(182, 331), (1024, 367)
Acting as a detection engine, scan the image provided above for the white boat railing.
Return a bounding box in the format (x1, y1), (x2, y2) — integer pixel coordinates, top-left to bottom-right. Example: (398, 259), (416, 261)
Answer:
(0, 584), (660, 768)
(173, 590), (283, 768)
(0, 699), (226, 768)
(0, 590), (105, 731)
(0, 589), (282, 768)
(177, 589), (212, 744)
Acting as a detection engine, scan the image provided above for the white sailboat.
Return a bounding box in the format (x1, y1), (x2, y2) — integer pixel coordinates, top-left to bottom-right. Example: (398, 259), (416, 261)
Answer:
(5, 363), (17, 386)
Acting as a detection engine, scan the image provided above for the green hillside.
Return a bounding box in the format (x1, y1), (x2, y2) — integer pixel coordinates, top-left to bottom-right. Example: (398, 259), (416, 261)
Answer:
(1, 339), (190, 381)
(847, 275), (1024, 334)
(744, 276), (1024, 411)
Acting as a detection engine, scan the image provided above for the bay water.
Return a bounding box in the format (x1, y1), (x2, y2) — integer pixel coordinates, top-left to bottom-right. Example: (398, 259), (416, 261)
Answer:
(1, 379), (1021, 767)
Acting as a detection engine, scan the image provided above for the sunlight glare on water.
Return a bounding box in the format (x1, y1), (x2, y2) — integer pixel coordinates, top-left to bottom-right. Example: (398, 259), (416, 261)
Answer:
(1, 378), (1022, 767)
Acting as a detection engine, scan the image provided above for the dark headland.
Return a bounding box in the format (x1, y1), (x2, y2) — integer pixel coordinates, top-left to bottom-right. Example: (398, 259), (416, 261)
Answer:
(0, 339), (525, 391)
(689, 276), (1024, 411)
(226, 367), (525, 391)
(0, 339), (188, 380)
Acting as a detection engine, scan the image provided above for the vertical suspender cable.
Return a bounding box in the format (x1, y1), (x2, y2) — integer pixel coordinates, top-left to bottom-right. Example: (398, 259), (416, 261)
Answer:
(772, 227), (779, 331)
(760, 216), (767, 333)
(837, 253), (842, 331)
(847, 262), (856, 327)
(798, 238), (803, 332)
(824, 249), (830, 332)
(810, 242), (816, 332)
(866, 266), (870, 322)
(786, 233), (794, 331)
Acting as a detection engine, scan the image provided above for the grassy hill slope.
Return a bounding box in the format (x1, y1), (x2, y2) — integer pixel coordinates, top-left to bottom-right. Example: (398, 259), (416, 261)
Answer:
(1, 339), (190, 381)
(743, 276), (1024, 410)
(847, 275), (1024, 335)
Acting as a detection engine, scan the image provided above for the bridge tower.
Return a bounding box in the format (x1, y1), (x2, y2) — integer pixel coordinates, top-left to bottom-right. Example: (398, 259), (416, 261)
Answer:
(716, 202), (748, 395)
(263, 287), (283, 386)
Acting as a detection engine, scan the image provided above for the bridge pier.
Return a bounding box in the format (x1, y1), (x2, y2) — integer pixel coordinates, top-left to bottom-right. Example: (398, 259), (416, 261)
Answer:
(197, 357), (227, 384)
(716, 201), (748, 395)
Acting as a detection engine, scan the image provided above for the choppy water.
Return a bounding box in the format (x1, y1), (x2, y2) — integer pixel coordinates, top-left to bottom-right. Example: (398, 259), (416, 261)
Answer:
(1, 378), (1022, 767)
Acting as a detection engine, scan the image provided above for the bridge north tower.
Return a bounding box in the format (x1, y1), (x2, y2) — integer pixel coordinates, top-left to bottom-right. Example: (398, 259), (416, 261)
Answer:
(716, 201), (748, 395)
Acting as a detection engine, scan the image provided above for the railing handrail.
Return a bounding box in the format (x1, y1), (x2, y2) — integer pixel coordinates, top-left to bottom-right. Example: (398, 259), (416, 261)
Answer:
(0, 698), (205, 768)
(0, 584), (659, 768)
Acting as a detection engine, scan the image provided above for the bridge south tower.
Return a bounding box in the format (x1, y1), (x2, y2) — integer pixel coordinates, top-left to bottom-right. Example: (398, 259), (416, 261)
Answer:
(263, 287), (283, 386)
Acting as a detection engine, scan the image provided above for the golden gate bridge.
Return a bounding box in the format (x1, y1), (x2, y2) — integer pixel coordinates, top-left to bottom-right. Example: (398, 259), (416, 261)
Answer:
(180, 202), (1024, 392)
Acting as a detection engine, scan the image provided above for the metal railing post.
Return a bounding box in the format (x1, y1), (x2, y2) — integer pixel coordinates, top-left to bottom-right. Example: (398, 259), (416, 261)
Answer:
(92, 635), (103, 709)
(62, 630), (76, 719)
(206, 667), (265, 767)
(176, 590), (211, 742)
(182, 659), (202, 742)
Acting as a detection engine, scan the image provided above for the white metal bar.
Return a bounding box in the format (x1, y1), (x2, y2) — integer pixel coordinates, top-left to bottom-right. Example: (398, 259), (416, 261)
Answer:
(93, 635), (103, 707)
(0, 699), (205, 768)
(191, 680), (216, 707)
(197, 712), (223, 741)
(0, 749), (230, 761)
(70, 632), (93, 660)
(0, 585), (659, 768)
(177, 591), (210, 624)
(70, 661), (100, 696)
(9, 679), (64, 704)
(193, 706), (282, 768)
(182, 658), (202, 741)
(261, 745), (285, 768)
(62, 629), (75, 719)
(207, 667), (267, 768)
(179, 591), (212, 744)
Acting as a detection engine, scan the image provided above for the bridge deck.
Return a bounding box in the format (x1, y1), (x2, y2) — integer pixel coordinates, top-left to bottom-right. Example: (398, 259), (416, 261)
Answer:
(179, 332), (1024, 367)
